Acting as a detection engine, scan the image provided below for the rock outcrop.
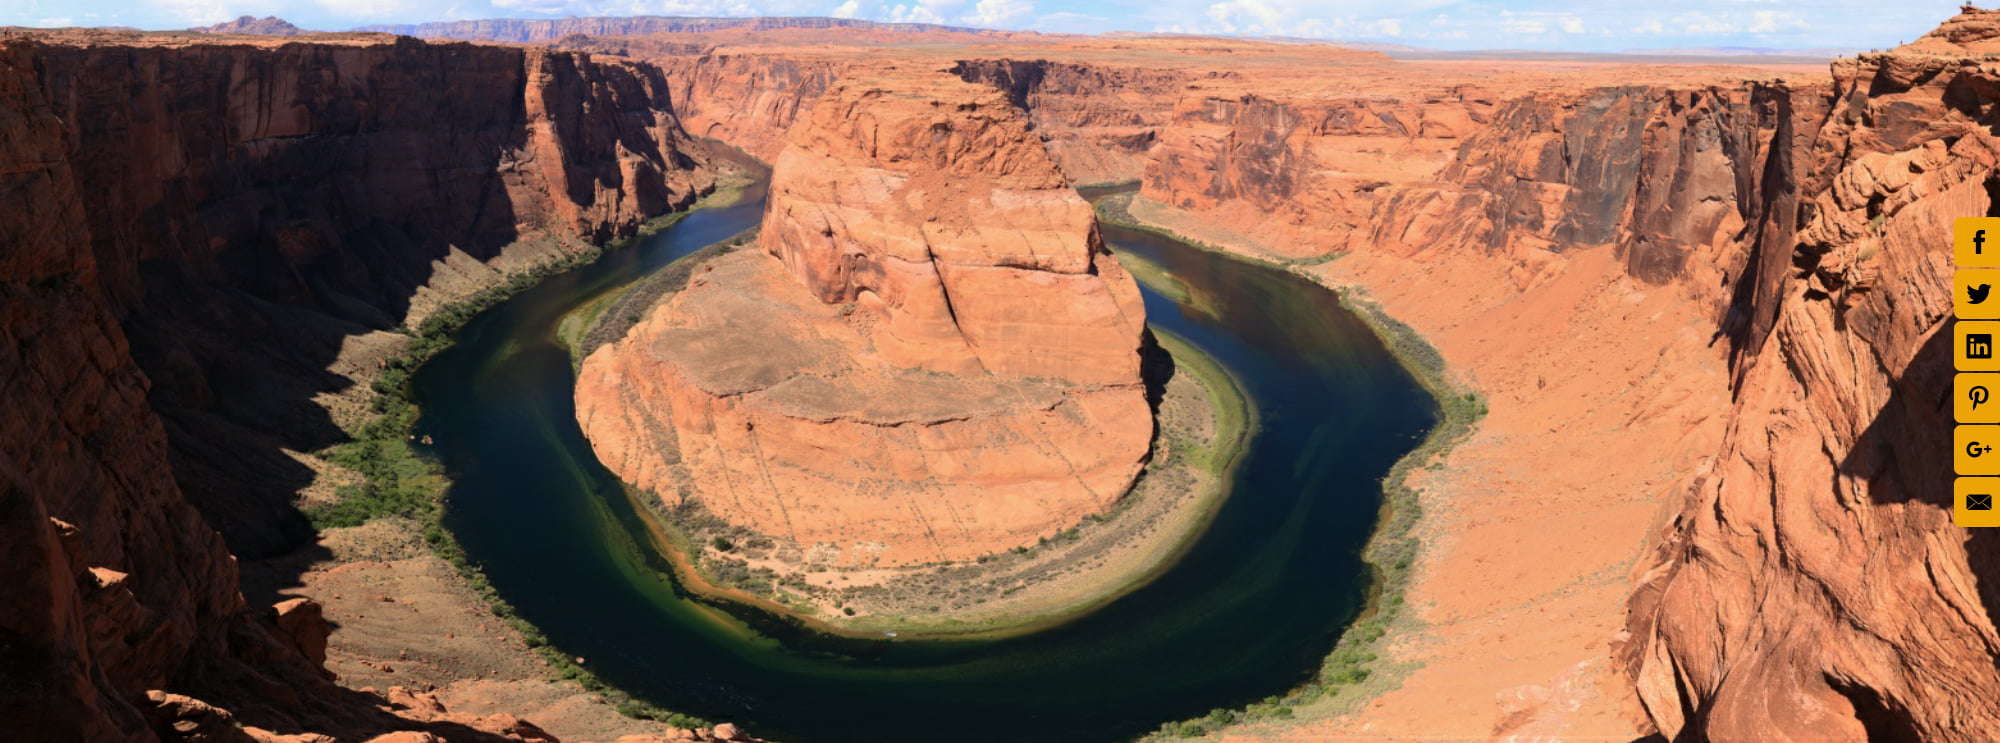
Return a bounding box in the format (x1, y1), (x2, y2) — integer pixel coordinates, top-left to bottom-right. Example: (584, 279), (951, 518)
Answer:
(0, 29), (715, 742)
(578, 70), (1151, 566)
(653, 54), (844, 161)
(1626, 11), (2000, 741)
(953, 60), (1185, 185)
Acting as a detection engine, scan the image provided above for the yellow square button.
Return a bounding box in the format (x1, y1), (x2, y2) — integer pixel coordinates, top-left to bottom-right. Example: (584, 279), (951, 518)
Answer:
(1956, 321), (2000, 371)
(1957, 269), (2000, 319)
(1958, 373), (2000, 423)
(1956, 477), (2000, 526)
(1956, 217), (2000, 267)
(1959, 425), (2000, 475)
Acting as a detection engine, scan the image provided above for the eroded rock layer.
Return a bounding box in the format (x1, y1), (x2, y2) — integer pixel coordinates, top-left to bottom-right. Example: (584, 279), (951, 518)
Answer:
(1626, 13), (2000, 741)
(578, 70), (1151, 566)
(1, 28), (714, 742)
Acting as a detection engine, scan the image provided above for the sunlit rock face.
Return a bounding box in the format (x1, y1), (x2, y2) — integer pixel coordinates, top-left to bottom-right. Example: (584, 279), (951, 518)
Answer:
(578, 69), (1153, 567)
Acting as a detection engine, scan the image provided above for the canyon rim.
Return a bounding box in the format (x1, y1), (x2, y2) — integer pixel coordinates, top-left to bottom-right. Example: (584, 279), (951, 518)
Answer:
(4, 6), (2000, 743)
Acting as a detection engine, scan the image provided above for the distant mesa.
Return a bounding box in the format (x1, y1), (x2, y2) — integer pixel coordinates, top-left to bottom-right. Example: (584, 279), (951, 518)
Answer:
(191, 16), (306, 36)
(357, 16), (1022, 44)
(575, 68), (1153, 567)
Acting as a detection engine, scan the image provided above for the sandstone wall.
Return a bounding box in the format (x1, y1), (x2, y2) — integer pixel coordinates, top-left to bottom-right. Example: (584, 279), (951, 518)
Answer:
(1625, 23), (2000, 741)
(578, 70), (1152, 567)
(931, 24), (2000, 738)
(0, 30), (713, 741)
(653, 53), (844, 160)
(1093, 25), (2000, 743)
(759, 71), (1147, 384)
(953, 59), (1184, 185)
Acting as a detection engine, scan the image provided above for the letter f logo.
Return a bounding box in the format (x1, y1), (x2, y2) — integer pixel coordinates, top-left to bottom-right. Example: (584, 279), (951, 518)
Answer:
(1980, 229), (1989, 255)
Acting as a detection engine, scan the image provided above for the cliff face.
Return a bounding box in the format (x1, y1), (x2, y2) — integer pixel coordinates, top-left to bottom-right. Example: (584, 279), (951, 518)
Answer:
(0, 30), (713, 742)
(652, 54), (843, 161)
(1135, 83), (1489, 257)
(759, 71), (1147, 383)
(1088, 17), (2000, 741)
(577, 70), (1152, 567)
(1626, 14), (2000, 741)
(22, 32), (709, 559)
(953, 59), (1184, 185)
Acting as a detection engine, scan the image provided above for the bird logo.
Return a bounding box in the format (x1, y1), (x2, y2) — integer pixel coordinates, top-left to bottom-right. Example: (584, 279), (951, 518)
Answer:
(1973, 283), (1994, 305)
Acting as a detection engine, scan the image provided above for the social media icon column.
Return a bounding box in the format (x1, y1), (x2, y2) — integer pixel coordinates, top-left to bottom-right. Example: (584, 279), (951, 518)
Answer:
(1954, 217), (2000, 526)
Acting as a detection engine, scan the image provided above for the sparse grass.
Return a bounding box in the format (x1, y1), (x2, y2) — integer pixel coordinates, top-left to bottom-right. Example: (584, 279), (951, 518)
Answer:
(559, 229), (756, 365)
(306, 201), (734, 730)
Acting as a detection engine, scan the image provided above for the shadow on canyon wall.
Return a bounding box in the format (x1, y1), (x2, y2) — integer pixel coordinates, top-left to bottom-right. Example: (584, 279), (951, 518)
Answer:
(1843, 326), (2000, 743)
(21, 36), (706, 642)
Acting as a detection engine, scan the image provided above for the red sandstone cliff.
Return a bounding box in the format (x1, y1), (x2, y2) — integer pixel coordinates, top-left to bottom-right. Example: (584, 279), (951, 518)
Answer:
(1083, 20), (2000, 741)
(577, 70), (1152, 567)
(1626, 12), (2000, 740)
(952, 59), (1184, 185)
(0, 29), (714, 742)
(653, 54), (844, 161)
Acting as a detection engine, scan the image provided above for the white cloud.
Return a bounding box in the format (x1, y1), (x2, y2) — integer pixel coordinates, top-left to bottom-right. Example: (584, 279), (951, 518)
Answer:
(314, 0), (412, 19)
(1560, 15), (1584, 34)
(153, 0), (247, 25)
(1748, 10), (1807, 33)
(963, 0), (1029, 27)
(1203, 0), (1281, 34)
(37, 16), (75, 26)
(831, 0), (860, 18)
(886, 0), (961, 24)
(1673, 11), (1739, 34)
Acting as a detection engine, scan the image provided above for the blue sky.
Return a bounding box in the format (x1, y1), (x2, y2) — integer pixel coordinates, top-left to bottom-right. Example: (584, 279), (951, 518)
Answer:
(0, 0), (1969, 52)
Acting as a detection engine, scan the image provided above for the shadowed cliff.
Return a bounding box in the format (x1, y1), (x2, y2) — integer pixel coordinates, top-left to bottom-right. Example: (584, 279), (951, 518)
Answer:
(0, 28), (714, 742)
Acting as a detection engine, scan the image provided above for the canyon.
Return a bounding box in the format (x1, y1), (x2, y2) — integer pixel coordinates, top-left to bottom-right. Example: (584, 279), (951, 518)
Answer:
(6, 7), (2000, 743)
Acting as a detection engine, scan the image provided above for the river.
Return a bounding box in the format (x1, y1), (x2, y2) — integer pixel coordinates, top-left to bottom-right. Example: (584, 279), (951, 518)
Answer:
(409, 180), (1436, 743)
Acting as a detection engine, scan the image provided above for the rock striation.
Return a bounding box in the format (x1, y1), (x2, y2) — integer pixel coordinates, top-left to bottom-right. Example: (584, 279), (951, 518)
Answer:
(578, 70), (1151, 566)
(0, 29), (715, 742)
(1625, 11), (2000, 741)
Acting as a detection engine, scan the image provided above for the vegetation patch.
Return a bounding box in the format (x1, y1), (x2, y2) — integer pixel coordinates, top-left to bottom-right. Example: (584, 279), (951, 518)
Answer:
(559, 228), (758, 364)
(302, 203), (736, 730)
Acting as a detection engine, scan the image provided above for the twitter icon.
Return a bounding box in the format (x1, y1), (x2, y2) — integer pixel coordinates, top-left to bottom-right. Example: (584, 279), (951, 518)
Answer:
(1960, 270), (2000, 319)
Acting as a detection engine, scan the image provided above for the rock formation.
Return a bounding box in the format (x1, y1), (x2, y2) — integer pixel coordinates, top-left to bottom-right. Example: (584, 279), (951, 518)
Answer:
(0, 28), (715, 742)
(953, 60), (1186, 186)
(577, 70), (1151, 566)
(1625, 11), (2000, 740)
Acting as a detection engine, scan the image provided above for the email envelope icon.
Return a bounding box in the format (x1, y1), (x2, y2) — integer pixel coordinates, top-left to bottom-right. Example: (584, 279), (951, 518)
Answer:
(1955, 478), (2000, 526)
